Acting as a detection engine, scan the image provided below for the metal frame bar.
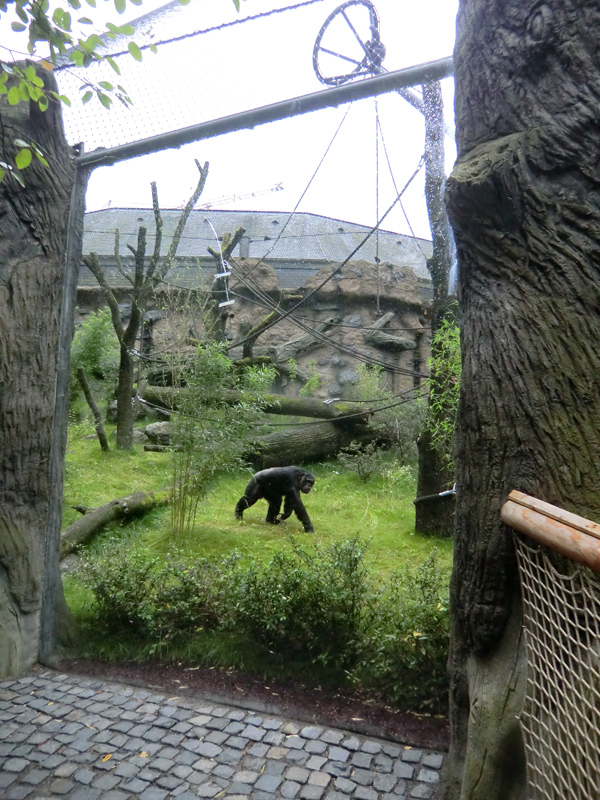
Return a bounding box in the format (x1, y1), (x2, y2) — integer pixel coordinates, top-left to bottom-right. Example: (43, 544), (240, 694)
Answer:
(76, 56), (453, 169)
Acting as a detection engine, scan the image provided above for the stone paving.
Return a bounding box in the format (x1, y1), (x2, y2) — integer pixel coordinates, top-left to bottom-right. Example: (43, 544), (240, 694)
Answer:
(0, 670), (444, 800)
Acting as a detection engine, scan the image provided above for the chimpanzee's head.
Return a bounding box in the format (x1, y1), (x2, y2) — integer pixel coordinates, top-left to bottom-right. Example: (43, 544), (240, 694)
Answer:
(300, 472), (316, 494)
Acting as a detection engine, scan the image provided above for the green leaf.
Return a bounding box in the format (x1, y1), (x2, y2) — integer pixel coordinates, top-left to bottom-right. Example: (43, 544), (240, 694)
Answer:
(19, 81), (29, 101)
(128, 42), (142, 61)
(35, 151), (49, 167)
(38, 94), (49, 111)
(106, 57), (121, 75)
(25, 65), (36, 81)
(0, 168), (6, 185)
(15, 148), (32, 169)
(13, 138), (29, 148)
(179, 0), (191, 5)
(59, 94), (71, 106)
(11, 21), (27, 31)
(149, 43), (157, 54)
(98, 91), (112, 109)
(81, 89), (93, 103)
(0, 72), (8, 83)
(12, 171), (25, 188)
(7, 86), (20, 105)
(68, 0), (82, 8)
(72, 49), (85, 66)
(0, 83), (6, 95)
(114, 0), (126, 12)
(78, 16), (93, 23)
(99, 81), (114, 90)
(85, 0), (96, 5)
(232, 0), (240, 9)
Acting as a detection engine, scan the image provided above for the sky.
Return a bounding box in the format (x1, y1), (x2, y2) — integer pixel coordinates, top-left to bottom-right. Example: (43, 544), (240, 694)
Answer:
(3, 0), (459, 239)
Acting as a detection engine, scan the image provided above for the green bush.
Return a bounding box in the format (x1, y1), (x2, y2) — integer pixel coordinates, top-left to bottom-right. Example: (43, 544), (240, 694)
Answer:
(70, 308), (120, 416)
(231, 536), (371, 667)
(74, 536), (450, 711)
(350, 550), (450, 713)
(153, 554), (240, 638)
(77, 547), (160, 635)
(337, 441), (384, 482)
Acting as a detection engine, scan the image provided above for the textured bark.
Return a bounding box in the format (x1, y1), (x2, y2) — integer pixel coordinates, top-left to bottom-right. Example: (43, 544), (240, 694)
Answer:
(141, 385), (371, 422)
(60, 490), (170, 558)
(246, 422), (377, 470)
(0, 66), (77, 675)
(415, 80), (455, 536)
(445, 2), (600, 797)
(77, 367), (110, 451)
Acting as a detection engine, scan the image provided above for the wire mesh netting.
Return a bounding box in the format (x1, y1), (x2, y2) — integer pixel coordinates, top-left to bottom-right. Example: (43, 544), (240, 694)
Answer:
(514, 534), (600, 800)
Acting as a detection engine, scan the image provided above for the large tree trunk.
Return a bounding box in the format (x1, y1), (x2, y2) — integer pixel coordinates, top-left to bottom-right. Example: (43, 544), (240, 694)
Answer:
(0, 66), (80, 676)
(444, 2), (600, 798)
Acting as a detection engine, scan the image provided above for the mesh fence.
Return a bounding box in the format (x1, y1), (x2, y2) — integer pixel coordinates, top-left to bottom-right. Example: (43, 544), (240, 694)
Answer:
(514, 534), (600, 800)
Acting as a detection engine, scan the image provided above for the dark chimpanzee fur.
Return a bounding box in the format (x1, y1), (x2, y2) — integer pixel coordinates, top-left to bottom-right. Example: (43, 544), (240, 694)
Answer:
(235, 466), (316, 532)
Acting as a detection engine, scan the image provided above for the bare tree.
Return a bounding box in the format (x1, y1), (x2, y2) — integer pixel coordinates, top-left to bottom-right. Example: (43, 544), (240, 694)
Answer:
(83, 160), (209, 449)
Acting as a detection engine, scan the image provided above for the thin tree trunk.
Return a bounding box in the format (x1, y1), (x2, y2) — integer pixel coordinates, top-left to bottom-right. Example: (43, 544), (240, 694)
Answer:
(0, 65), (78, 675)
(444, 2), (600, 797)
(77, 367), (110, 451)
(415, 80), (455, 536)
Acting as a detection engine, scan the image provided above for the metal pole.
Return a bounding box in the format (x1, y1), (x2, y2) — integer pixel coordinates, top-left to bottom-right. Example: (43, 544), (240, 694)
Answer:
(76, 56), (453, 169)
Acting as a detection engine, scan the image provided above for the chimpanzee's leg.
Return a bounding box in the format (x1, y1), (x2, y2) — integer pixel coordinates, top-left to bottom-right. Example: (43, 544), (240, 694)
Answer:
(235, 478), (262, 520)
(280, 491), (314, 532)
(265, 495), (283, 524)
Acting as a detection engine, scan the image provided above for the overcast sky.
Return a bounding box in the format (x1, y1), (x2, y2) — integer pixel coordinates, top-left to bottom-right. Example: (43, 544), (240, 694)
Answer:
(6, 0), (459, 239)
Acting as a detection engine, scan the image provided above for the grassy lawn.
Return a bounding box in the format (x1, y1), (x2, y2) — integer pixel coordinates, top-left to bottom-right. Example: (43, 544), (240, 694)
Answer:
(63, 427), (453, 574)
(61, 425), (453, 711)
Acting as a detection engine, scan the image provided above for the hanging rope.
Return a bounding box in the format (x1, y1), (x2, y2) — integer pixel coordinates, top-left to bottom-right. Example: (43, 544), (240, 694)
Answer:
(374, 97), (381, 315)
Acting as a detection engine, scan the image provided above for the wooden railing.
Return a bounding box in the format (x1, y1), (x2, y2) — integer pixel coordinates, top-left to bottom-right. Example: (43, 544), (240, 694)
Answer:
(501, 490), (600, 573)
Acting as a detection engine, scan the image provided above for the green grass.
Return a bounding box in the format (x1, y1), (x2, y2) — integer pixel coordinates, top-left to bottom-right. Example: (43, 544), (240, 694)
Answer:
(63, 428), (453, 574)
(61, 426), (453, 707)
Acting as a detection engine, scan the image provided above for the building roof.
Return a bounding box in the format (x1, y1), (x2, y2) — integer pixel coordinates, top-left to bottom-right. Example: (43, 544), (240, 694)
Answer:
(81, 207), (432, 290)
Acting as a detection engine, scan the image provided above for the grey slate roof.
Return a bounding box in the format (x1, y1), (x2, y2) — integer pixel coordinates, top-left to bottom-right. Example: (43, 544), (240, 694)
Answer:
(81, 208), (432, 290)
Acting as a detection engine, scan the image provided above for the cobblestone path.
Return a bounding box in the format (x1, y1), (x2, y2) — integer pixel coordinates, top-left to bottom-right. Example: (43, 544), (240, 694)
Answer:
(0, 670), (444, 800)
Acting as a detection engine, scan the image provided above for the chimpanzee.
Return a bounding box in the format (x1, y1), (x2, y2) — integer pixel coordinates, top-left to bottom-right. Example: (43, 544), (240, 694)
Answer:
(235, 466), (316, 532)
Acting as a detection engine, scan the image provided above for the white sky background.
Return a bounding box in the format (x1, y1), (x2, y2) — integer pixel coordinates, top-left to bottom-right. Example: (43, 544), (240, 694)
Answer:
(3, 0), (459, 239)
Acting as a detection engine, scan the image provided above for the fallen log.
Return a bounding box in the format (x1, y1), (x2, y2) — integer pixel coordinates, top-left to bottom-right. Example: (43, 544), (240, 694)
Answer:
(60, 489), (171, 559)
(245, 421), (380, 470)
(140, 386), (370, 423)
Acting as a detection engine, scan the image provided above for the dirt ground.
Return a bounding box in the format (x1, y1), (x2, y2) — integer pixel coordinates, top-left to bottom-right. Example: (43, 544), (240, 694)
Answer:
(57, 658), (449, 752)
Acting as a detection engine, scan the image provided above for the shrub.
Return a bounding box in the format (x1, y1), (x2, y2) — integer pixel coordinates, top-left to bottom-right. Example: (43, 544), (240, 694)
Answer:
(77, 547), (160, 635)
(70, 308), (119, 416)
(77, 545), (238, 640)
(350, 550), (450, 713)
(232, 536), (371, 667)
(337, 441), (384, 482)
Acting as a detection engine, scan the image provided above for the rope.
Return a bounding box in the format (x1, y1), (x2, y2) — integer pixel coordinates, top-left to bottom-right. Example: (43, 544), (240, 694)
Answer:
(55, 0), (328, 69)
(374, 98), (381, 315)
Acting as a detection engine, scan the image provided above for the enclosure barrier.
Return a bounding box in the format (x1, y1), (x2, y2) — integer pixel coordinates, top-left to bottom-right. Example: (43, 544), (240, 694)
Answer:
(501, 490), (600, 800)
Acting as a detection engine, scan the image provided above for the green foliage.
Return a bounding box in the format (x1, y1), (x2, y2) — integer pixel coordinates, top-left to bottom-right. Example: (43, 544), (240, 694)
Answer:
(425, 318), (461, 471)
(337, 441), (384, 482)
(73, 534), (449, 711)
(170, 342), (274, 536)
(342, 364), (426, 463)
(69, 308), (119, 415)
(232, 536), (370, 667)
(76, 544), (239, 640)
(350, 550), (450, 713)
(299, 360), (323, 397)
(77, 546), (160, 634)
(0, 0), (239, 182)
